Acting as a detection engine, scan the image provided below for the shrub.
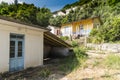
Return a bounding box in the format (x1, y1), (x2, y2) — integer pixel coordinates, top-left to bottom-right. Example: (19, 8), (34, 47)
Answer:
(72, 41), (79, 47)
(60, 36), (69, 41)
(73, 47), (88, 59)
(90, 16), (120, 43)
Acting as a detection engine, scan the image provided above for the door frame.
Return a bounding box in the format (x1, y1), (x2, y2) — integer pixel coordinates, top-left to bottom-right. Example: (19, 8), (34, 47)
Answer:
(9, 33), (25, 72)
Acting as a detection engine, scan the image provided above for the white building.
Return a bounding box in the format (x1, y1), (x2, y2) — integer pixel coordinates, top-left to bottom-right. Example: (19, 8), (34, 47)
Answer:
(0, 16), (72, 73)
(53, 11), (65, 17)
(0, 16), (47, 72)
(53, 7), (77, 17)
(47, 25), (61, 35)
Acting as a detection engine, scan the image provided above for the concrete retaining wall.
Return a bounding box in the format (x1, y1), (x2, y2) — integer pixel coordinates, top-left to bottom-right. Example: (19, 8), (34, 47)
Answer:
(87, 43), (120, 53)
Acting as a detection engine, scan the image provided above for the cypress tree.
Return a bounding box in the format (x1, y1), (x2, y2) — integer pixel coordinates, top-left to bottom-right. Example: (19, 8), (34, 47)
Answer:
(14, 0), (18, 5)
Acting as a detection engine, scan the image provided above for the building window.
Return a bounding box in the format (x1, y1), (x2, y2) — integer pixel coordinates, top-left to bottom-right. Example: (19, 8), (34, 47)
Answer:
(64, 27), (70, 34)
(79, 25), (85, 36)
(80, 25), (84, 30)
(10, 34), (24, 39)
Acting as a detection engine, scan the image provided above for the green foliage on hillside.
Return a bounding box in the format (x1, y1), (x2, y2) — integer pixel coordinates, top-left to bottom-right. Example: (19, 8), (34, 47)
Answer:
(63, 0), (92, 10)
(91, 15), (120, 43)
(49, 0), (120, 43)
(0, 2), (52, 27)
(63, 0), (119, 10)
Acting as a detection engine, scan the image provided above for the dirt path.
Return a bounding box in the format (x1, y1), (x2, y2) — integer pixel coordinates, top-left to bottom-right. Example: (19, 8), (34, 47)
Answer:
(63, 50), (120, 80)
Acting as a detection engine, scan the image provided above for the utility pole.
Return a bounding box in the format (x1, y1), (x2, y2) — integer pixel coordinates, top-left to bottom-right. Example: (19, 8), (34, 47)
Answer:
(85, 24), (88, 47)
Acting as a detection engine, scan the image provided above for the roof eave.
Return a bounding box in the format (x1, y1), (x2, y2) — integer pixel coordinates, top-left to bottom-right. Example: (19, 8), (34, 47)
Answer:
(0, 15), (49, 32)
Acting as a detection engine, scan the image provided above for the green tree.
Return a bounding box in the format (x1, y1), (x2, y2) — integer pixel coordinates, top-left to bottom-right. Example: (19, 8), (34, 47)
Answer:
(36, 8), (52, 27)
(0, 2), (52, 27)
(50, 0), (120, 42)
(14, 0), (18, 5)
(49, 16), (63, 27)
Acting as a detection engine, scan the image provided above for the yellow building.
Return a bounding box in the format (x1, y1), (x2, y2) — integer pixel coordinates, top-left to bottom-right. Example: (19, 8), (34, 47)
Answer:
(61, 17), (101, 38)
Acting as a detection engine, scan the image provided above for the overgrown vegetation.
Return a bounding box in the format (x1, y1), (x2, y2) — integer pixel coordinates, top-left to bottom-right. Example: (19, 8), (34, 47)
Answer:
(60, 36), (69, 41)
(90, 15), (120, 43)
(59, 47), (88, 73)
(38, 68), (51, 78)
(103, 54), (120, 69)
(0, 1), (52, 27)
(72, 41), (79, 47)
(63, 0), (92, 10)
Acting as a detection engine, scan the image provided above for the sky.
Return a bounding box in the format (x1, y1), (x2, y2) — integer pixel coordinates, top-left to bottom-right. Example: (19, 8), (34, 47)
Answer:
(0, 0), (78, 12)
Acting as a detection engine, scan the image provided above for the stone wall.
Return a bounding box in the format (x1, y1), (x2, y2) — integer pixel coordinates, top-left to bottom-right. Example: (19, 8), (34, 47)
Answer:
(87, 43), (120, 53)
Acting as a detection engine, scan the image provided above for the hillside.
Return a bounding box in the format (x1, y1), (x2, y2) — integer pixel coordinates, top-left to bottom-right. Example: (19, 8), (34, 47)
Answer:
(63, 0), (119, 10)
(62, 0), (92, 10)
(49, 0), (120, 43)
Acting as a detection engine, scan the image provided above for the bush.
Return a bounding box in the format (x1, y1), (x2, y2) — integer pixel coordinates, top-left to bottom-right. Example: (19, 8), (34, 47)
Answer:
(90, 16), (120, 43)
(103, 54), (120, 69)
(73, 47), (88, 59)
(72, 41), (79, 47)
(60, 36), (69, 41)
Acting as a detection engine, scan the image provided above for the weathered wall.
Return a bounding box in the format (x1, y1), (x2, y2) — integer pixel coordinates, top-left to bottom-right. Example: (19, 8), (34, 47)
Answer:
(50, 47), (70, 57)
(87, 43), (120, 53)
(74, 19), (93, 32)
(61, 24), (72, 37)
(0, 19), (44, 72)
(0, 30), (10, 73)
(61, 18), (100, 37)
(61, 18), (100, 38)
(44, 45), (70, 58)
(44, 45), (52, 58)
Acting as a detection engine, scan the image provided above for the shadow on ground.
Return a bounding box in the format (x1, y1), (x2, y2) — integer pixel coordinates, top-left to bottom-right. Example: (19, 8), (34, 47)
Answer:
(0, 48), (88, 80)
(0, 58), (80, 80)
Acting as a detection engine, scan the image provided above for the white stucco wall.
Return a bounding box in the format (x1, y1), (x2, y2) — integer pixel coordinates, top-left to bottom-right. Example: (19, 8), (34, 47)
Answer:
(48, 25), (55, 34)
(0, 19), (44, 72)
(61, 26), (72, 37)
(48, 25), (60, 35)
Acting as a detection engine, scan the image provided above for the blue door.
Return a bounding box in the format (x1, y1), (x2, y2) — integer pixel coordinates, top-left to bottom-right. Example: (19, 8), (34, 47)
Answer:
(9, 34), (24, 72)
